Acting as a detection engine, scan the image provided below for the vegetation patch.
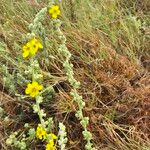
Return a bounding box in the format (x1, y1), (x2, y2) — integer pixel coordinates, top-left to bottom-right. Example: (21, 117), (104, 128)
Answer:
(0, 0), (149, 150)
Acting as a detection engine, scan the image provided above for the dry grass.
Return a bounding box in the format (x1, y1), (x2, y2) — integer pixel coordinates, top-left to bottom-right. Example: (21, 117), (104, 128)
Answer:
(0, 0), (150, 149)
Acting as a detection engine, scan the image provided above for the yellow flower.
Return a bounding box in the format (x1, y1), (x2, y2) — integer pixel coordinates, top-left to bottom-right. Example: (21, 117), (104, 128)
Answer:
(22, 38), (43, 58)
(30, 38), (43, 55)
(45, 140), (55, 150)
(22, 42), (32, 58)
(48, 5), (60, 19)
(49, 133), (57, 140)
(45, 133), (57, 150)
(36, 124), (47, 140)
(25, 81), (43, 97)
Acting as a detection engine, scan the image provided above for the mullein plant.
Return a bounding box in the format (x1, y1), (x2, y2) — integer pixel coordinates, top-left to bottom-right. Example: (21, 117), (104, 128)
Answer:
(6, 1), (94, 150)
(49, 3), (97, 150)
(6, 3), (57, 150)
(6, 2), (68, 150)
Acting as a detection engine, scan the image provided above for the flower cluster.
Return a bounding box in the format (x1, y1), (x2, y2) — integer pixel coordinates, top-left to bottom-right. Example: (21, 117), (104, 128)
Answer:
(22, 38), (43, 58)
(46, 141), (55, 150)
(46, 133), (57, 150)
(36, 124), (57, 150)
(48, 5), (61, 19)
(25, 81), (43, 97)
(36, 124), (47, 140)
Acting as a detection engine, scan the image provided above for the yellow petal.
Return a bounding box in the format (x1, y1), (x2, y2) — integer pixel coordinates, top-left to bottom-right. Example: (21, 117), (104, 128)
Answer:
(25, 83), (32, 94)
(37, 42), (43, 49)
(48, 5), (56, 13)
(27, 83), (33, 88)
(54, 5), (59, 10)
(48, 8), (54, 14)
(32, 38), (43, 49)
(38, 85), (43, 91)
(32, 82), (43, 91)
(30, 47), (38, 55)
(56, 10), (61, 15)
(53, 5), (59, 10)
(23, 51), (29, 58)
(30, 91), (39, 97)
(48, 140), (54, 146)
(46, 142), (55, 150)
(52, 13), (58, 19)
(50, 133), (57, 140)
(30, 38), (36, 44)
(22, 45), (26, 51)
(25, 88), (30, 94)
(32, 81), (39, 87)
(26, 41), (32, 47)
